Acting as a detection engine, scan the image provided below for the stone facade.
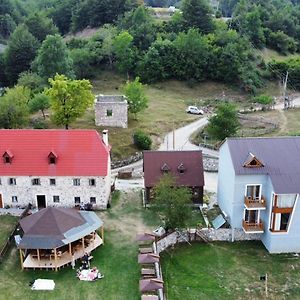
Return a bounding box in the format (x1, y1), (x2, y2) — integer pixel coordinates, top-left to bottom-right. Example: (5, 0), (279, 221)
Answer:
(0, 171), (111, 210)
(95, 95), (128, 128)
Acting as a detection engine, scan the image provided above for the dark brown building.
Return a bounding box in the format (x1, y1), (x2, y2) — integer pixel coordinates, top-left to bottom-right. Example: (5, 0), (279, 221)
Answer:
(143, 150), (204, 204)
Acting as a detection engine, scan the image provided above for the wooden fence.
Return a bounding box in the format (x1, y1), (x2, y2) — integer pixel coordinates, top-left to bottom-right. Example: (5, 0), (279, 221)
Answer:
(0, 204), (31, 262)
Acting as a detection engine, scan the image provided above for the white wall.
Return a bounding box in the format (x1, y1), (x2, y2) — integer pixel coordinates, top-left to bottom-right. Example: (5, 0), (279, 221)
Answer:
(0, 175), (110, 210)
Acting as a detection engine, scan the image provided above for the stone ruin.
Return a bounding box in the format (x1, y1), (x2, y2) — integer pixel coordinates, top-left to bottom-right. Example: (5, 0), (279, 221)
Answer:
(95, 95), (128, 128)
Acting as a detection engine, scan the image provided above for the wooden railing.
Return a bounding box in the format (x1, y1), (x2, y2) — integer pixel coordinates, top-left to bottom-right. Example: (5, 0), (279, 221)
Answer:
(242, 220), (264, 232)
(244, 196), (266, 209)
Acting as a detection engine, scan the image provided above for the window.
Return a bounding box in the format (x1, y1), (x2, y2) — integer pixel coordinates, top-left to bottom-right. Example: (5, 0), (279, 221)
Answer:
(48, 151), (57, 164)
(0, 178), (1, 185)
(4, 156), (10, 163)
(270, 194), (296, 232)
(53, 195), (60, 203)
(8, 178), (16, 185)
(32, 178), (41, 185)
(89, 179), (96, 186)
(90, 197), (96, 204)
(106, 109), (113, 117)
(73, 178), (80, 186)
(50, 178), (56, 186)
(177, 163), (186, 174)
(12, 196), (18, 203)
(246, 185), (261, 200)
(161, 163), (170, 174)
(74, 197), (81, 204)
(3, 151), (13, 164)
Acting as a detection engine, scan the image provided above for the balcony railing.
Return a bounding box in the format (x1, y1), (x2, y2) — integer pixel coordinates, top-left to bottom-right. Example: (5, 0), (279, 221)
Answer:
(242, 220), (264, 233)
(244, 196), (266, 209)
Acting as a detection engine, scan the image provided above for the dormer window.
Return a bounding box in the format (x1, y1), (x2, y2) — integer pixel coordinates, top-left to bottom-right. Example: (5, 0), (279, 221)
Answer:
(177, 163), (186, 174)
(48, 151), (58, 164)
(3, 151), (13, 164)
(161, 163), (170, 173)
(243, 152), (264, 168)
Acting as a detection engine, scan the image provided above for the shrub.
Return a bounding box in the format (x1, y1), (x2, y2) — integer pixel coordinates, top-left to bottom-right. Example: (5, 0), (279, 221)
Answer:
(133, 130), (152, 150)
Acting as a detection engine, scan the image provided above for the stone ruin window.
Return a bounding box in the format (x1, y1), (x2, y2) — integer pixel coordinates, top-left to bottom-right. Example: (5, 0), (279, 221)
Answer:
(106, 109), (113, 117)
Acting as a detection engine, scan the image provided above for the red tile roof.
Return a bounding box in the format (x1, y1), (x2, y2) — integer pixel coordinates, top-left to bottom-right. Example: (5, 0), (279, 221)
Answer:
(0, 130), (110, 176)
(143, 150), (204, 187)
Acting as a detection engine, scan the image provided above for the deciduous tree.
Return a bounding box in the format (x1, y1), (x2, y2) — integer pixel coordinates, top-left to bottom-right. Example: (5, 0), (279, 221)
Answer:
(28, 93), (50, 119)
(152, 174), (192, 230)
(207, 102), (239, 140)
(45, 74), (94, 129)
(0, 85), (30, 128)
(122, 77), (148, 119)
(34, 34), (74, 80)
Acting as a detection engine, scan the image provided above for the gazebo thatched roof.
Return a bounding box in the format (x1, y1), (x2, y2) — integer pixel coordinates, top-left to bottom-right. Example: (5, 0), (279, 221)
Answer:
(19, 207), (103, 249)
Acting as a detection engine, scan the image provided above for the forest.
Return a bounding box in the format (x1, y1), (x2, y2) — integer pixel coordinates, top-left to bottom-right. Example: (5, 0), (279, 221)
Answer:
(1, 0), (300, 96)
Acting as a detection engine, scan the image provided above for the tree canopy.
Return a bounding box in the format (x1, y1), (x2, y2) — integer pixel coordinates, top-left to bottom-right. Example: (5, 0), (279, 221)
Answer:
(207, 102), (240, 140)
(45, 74), (94, 129)
(152, 174), (192, 230)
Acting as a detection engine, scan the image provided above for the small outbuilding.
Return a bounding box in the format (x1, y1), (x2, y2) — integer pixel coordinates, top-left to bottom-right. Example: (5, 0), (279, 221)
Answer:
(95, 95), (128, 128)
(18, 207), (104, 271)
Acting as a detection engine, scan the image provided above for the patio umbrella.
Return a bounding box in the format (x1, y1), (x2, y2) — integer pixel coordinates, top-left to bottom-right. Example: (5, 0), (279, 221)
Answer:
(139, 278), (163, 293)
(138, 253), (160, 264)
(136, 233), (156, 242)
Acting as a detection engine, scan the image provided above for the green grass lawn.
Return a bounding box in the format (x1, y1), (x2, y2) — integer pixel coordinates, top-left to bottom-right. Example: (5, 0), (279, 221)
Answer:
(161, 241), (300, 300)
(0, 215), (17, 248)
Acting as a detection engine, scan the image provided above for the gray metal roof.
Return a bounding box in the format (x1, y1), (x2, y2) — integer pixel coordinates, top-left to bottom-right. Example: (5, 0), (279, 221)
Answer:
(18, 209), (103, 249)
(226, 137), (300, 194)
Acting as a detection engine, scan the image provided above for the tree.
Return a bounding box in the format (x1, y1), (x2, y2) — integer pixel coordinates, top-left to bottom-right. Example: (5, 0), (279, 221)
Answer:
(0, 85), (30, 128)
(17, 71), (45, 94)
(122, 77), (148, 119)
(70, 48), (93, 79)
(25, 12), (58, 42)
(34, 34), (74, 80)
(45, 74), (94, 129)
(207, 102), (239, 140)
(4, 24), (39, 84)
(0, 14), (16, 39)
(28, 93), (50, 119)
(152, 174), (192, 230)
(113, 31), (137, 75)
(181, 0), (214, 33)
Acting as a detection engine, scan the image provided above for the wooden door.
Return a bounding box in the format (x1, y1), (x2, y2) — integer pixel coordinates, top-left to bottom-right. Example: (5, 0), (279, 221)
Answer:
(0, 194), (3, 208)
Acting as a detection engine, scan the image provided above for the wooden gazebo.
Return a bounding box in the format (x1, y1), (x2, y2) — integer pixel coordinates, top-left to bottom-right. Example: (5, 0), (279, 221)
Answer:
(18, 207), (104, 271)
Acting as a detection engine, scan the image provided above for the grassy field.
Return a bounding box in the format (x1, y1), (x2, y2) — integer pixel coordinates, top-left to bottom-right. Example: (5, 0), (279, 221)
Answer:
(259, 48), (300, 63)
(161, 241), (300, 300)
(0, 215), (17, 248)
(72, 71), (248, 159)
(0, 191), (205, 300)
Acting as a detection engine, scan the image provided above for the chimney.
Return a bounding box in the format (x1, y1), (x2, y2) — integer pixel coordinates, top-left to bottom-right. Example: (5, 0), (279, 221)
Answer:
(102, 130), (108, 146)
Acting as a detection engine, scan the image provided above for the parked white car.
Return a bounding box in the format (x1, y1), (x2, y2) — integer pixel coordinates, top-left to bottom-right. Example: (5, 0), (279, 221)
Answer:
(186, 106), (204, 115)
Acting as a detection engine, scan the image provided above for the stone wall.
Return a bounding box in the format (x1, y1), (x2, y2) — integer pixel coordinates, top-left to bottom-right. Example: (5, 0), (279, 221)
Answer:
(0, 175), (110, 210)
(111, 152), (143, 169)
(156, 228), (262, 254)
(95, 95), (128, 128)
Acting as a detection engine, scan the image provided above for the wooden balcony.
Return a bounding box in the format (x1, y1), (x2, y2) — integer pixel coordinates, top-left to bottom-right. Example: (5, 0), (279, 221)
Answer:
(244, 196), (266, 209)
(242, 220), (264, 233)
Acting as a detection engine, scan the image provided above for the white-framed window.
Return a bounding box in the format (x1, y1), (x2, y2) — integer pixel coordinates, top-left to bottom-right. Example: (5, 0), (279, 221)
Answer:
(32, 178), (41, 185)
(74, 197), (81, 204)
(50, 178), (56, 186)
(12, 196), (18, 203)
(90, 197), (96, 204)
(53, 195), (60, 203)
(89, 179), (96, 186)
(73, 178), (80, 186)
(8, 178), (16, 185)
(245, 184), (261, 200)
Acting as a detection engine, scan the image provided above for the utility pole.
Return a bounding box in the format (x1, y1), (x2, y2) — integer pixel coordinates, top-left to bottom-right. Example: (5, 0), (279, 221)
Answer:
(173, 128), (175, 150)
(283, 71), (289, 109)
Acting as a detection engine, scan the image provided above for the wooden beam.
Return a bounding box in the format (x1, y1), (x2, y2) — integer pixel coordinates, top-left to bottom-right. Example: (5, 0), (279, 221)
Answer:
(69, 243), (72, 255)
(19, 249), (24, 270)
(82, 237), (85, 253)
(101, 226), (104, 244)
(54, 248), (57, 271)
(37, 249), (40, 261)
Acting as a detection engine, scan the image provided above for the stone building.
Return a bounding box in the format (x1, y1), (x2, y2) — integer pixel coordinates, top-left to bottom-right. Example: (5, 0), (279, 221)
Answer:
(95, 95), (128, 128)
(0, 129), (111, 210)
